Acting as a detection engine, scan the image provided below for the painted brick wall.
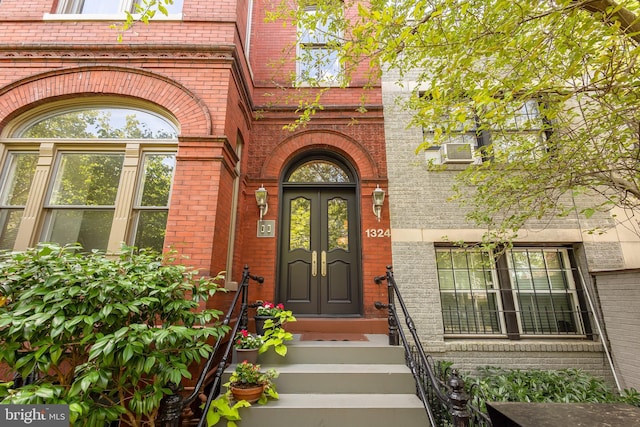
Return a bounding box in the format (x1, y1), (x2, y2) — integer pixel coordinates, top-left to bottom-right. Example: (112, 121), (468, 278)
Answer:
(381, 66), (625, 378)
(593, 270), (640, 390)
(438, 341), (614, 386)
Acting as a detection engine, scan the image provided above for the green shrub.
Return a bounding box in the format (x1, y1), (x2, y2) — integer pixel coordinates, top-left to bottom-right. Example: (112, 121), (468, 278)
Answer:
(469, 366), (640, 409)
(0, 244), (229, 426)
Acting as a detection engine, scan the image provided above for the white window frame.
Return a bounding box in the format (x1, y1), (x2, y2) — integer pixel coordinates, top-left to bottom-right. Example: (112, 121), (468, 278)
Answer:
(422, 98), (549, 165)
(296, 5), (343, 86)
(508, 248), (582, 336)
(45, 0), (183, 20)
(57, 0), (137, 14)
(437, 248), (507, 335)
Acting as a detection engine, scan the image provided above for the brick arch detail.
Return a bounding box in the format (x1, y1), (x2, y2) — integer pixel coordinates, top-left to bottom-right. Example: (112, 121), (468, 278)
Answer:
(0, 66), (211, 135)
(261, 130), (380, 181)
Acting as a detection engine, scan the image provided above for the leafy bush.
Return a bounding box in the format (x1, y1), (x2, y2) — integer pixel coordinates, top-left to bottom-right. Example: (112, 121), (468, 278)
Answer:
(0, 244), (229, 426)
(469, 366), (640, 409)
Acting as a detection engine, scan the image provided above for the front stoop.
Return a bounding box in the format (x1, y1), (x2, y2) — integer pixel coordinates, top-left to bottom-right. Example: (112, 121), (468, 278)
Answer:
(226, 334), (430, 427)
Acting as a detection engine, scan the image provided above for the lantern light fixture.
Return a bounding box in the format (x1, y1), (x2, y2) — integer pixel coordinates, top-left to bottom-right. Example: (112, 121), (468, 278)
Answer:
(372, 185), (385, 222)
(255, 185), (268, 220)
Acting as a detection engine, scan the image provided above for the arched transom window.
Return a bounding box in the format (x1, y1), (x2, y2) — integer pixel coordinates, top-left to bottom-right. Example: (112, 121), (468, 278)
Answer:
(286, 160), (352, 183)
(0, 104), (178, 253)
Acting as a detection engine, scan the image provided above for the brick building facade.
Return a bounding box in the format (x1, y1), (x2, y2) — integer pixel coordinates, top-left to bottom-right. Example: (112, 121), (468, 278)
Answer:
(0, 1), (390, 320)
(382, 67), (640, 389)
(1, 0), (638, 392)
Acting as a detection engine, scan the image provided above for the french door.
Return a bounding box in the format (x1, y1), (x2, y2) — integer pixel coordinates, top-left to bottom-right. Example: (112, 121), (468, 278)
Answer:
(278, 187), (361, 315)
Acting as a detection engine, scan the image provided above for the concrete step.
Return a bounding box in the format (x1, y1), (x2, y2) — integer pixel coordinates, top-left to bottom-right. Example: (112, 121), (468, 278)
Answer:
(230, 393), (430, 427)
(283, 317), (388, 334)
(225, 363), (417, 394)
(258, 334), (405, 365)
(213, 334), (431, 427)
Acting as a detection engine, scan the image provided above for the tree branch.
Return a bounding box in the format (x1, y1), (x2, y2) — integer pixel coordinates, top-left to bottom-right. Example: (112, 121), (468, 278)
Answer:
(579, 0), (640, 44)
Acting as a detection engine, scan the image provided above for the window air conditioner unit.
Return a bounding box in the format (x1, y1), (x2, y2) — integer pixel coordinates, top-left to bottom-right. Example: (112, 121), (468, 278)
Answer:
(441, 143), (474, 163)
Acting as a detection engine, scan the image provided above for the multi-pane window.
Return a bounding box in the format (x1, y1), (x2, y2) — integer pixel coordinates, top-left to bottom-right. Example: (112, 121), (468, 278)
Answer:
(56, 0), (183, 14)
(42, 152), (125, 251)
(423, 98), (548, 162)
(437, 249), (504, 334)
(423, 104), (481, 147)
(297, 6), (341, 84)
(437, 247), (587, 337)
(507, 248), (580, 334)
(491, 100), (547, 158)
(132, 153), (176, 251)
(0, 104), (178, 253)
(0, 153), (38, 250)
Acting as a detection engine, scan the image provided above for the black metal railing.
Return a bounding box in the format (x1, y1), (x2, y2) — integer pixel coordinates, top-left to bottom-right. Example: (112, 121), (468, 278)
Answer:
(374, 265), (492, 427)
(156, 265), (263, 427)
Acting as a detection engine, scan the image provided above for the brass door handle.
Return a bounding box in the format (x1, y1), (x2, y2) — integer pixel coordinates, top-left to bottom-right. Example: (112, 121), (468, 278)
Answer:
(321, 251), (327, 277)
(312, 250), (317, 277)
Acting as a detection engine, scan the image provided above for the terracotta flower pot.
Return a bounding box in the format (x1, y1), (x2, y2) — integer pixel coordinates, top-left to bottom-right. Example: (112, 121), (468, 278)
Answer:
(230, 383), (265, 403)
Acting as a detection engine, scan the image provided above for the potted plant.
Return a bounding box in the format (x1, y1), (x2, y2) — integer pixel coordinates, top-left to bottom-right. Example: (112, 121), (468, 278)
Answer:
(228, 361), (278, 403)
(255, 302), (297, 357)
(233, 329), (262, 364)
(206, 362), (279, 426)
(254, 301), (286, 335)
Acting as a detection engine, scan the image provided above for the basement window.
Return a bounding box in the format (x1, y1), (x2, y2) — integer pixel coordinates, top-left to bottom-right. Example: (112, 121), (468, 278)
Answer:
(437, 247), (590, 338)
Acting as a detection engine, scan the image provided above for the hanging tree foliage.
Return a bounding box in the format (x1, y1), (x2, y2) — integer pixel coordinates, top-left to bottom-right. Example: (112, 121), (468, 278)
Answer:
(265, 0), (640, 245)
(136, 0), (640, 244)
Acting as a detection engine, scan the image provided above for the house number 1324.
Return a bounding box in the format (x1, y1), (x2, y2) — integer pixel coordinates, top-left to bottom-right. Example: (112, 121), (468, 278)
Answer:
(365, 229), (391, 238)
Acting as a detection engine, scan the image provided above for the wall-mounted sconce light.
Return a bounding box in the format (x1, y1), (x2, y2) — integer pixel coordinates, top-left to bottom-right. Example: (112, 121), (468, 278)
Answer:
(372, 185), (385, 222)
(255, 185), (269, 220)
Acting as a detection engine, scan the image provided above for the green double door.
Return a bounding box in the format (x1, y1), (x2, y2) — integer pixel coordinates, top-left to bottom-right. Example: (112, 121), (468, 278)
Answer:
(278, 187), (361, 315)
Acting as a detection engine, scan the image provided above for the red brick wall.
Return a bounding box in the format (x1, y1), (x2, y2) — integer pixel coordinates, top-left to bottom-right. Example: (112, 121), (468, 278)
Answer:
(0, 2), (251, 277)
(242, 113), (390, 317)
(250, 0), (379, 88)
(0, 0), (388, 318)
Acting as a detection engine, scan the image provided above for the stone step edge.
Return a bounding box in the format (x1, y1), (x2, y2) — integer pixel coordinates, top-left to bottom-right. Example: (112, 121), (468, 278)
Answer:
(286, 334), (392, 347)
(247, 393), (426, 409)
(257, 363), (412, 374)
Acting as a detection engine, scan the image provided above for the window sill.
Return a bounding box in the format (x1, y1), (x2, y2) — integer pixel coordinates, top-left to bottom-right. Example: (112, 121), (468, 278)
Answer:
(444, 339), (603, 353)
(43, 13), (183, 21)
(294, 82), (346, 89)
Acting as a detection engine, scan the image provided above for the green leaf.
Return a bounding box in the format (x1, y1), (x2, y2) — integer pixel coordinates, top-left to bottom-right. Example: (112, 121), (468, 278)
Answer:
(143, 356), (156, 373)
(34, 387), (55, 399)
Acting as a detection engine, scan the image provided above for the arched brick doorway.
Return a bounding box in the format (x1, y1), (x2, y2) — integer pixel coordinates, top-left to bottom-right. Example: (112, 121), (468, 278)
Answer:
(277, 152), (362, 316)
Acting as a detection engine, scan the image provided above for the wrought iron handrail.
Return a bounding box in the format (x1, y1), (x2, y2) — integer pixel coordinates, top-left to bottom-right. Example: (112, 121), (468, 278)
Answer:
(156, 264), (263, 427)
(374, 265), (492, 427)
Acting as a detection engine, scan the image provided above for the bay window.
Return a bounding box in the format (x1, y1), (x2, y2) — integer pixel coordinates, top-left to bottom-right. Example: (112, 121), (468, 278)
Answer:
(56, 0), (184, 15)
(0, 153), (38, 250)
(42, 152), (125, 251)
(0, 104), (178, 253)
